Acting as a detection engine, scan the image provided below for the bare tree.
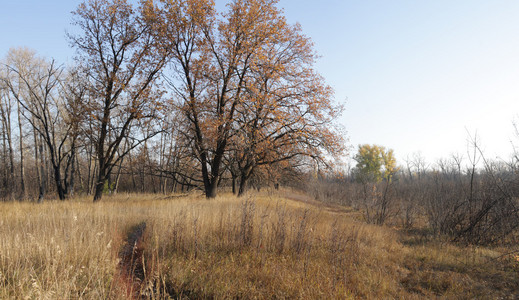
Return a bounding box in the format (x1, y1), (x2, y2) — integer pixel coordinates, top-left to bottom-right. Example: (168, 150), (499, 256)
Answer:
(68, 0), (172, 201)
(3, 49), (34, 199)
(32, 116), (46, 202)
(3, 49), (81, 200)
(0, 64), (16, 198)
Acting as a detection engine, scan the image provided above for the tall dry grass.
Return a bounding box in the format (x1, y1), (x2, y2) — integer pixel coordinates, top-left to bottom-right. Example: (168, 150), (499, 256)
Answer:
(0, 199), (122, 298)
(144, 194), (406, 298)
(0, 191), (517, 299)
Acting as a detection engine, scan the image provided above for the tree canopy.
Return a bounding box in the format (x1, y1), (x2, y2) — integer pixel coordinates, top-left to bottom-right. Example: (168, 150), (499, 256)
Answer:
(145, 0), (344, 198)
(353, 144), (396, 183)
(0, 0), (345, 201)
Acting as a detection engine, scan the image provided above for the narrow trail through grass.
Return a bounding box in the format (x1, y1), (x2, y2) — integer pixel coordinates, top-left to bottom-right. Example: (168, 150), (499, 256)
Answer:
(117, 221), (148, 298)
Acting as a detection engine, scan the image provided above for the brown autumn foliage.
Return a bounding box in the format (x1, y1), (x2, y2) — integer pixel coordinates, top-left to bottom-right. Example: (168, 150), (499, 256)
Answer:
(1, 1), (518, 252)
(0, 0), (343, 202)
(144, 0), (344, 198)
(1, 1), (519, 298)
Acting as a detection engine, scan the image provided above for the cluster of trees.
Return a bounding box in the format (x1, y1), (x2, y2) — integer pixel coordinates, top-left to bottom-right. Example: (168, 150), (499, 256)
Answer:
(0, 0), (344, 202)
(309, 143), (519, 245)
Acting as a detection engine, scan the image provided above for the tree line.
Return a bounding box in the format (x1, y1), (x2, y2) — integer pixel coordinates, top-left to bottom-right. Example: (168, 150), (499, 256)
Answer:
(0, 0), (344, 202)
(309, 143), (519, 245)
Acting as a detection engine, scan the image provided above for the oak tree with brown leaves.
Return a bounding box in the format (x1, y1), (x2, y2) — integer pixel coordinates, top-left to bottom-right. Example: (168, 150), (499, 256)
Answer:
(148, 0), (344, 198)
(229, 18), (344, 195)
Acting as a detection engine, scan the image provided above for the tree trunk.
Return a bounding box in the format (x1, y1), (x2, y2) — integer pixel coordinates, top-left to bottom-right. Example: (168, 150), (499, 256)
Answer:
(0, 95), (14, 199)
(140, 165), (145, 193)
(113, 157), (123, 194)
(33, 126), (42, 202)
(93, 180), (104, 202)
(232, 175), (236, 195)
(238, 173), (250, 197)
(159, 131), (165, 194)
(90, 162), (97, 195)
(76, 155), (84, 193)
(68, 151), (76, 197)
(203, 141), (226, 198)
(1, 125), (7, 194)
(238, 177), (247, 197)
(207, 180), (218, 198)
(53, 165), (66, 200)
(38, 137), (46, 203)
(93, 167), (106, 202)
(237, 166), (253, 197)
(199, 150), (211, 197)
(7, 117), (14, 189)
(87, 143), (93, 195)
(17, 102), (25, 200)
(93, 153), (109, 202)
(44, 147), (50, 195)
(6, 117), (14, 198)
(108, 173), (113, 194)
(128, 151), (137, 192)
(93, 147), (107, 202)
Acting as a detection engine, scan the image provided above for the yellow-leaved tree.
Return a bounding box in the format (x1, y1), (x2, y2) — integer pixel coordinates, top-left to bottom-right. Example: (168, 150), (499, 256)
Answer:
(353, 144), (398, 225)
(354, 144), (397, 183)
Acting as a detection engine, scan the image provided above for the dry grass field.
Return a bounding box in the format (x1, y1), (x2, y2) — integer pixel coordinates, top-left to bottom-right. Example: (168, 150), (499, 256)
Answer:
(0, 190), (517, 299)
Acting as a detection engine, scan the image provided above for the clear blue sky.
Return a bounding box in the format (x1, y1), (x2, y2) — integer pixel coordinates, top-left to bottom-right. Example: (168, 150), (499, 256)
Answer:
(2, 0), (519, 165)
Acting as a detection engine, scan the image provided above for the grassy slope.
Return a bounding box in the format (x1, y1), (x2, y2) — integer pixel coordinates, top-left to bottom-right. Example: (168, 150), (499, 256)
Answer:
(0, 191), (517, 299)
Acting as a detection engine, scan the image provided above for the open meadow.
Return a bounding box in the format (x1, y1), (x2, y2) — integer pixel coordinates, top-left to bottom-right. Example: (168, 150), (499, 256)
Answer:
(0, 190), (517, 299)
(2, 0), (519, 298)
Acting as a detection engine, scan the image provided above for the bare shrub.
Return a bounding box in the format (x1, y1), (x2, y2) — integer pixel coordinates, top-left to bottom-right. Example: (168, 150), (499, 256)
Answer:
(394, 180), (421, 229)
(308, 151), (519, 245)
(356, 180), (395, 225)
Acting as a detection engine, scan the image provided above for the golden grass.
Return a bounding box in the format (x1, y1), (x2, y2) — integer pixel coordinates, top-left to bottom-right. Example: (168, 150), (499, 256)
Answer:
(0, 191), (517, 299)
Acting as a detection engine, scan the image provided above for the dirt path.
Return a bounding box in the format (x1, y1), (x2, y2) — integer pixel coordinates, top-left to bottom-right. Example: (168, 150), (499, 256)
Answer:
(117, 221), (147, 298)
(282, 190), (354, 215)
